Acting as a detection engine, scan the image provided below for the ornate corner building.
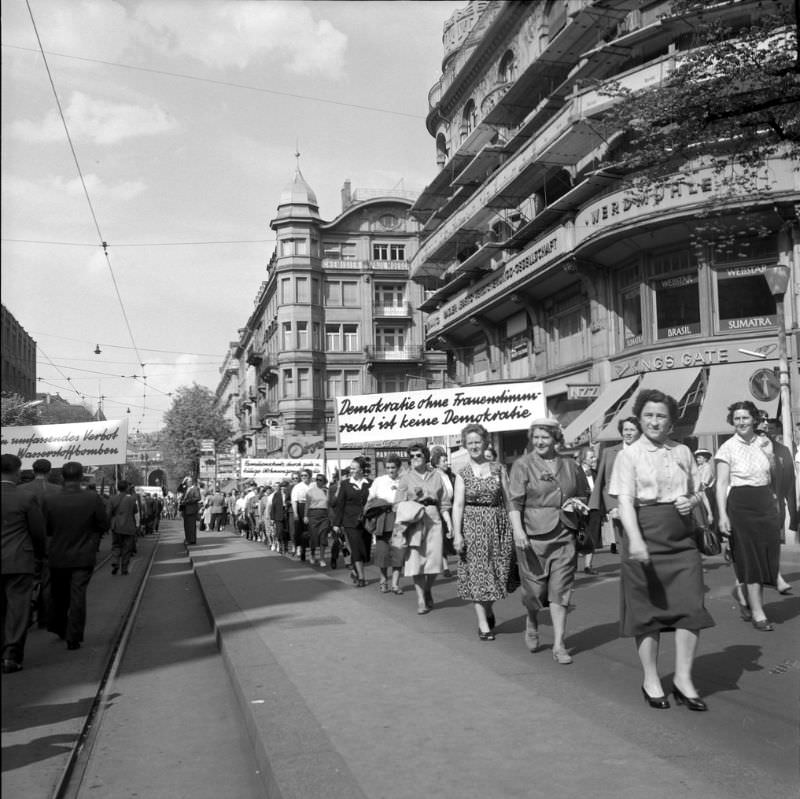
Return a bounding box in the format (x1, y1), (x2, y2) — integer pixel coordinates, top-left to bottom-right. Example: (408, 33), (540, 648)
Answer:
(410, 0), (799, 460)
(216, 167), (446, 462)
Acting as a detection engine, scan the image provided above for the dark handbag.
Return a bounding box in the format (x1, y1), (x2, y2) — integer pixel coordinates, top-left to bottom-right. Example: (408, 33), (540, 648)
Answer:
(688, 503), (721, 556)
(696, 525), (722, 556)
(506, 548), (521, 593)
(574, 522), (595, 555)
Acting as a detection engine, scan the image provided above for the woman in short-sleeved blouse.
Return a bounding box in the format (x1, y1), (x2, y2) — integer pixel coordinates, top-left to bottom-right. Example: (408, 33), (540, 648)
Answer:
(715, 400), (781, 631)
(610, 389), (714, 711)
(394, 443), (452, 614)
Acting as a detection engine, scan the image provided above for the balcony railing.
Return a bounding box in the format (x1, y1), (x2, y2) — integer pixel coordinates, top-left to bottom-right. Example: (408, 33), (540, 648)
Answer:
(364, 345), (424, 362)
(373, 303), (412, 318)
(370, 260), (409, 272)
(245, 346), (263, 366)
(321, 258), (367, 270)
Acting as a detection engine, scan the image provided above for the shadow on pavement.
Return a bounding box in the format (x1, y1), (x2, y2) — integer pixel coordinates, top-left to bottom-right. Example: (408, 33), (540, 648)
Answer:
(1, 733), (75, 772)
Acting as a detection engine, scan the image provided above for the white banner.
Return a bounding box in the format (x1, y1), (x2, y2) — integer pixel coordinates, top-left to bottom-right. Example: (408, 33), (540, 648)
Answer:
(240, 458), (323, 484)
(335, 382), (546, 445)
(0, 418), (129, 469)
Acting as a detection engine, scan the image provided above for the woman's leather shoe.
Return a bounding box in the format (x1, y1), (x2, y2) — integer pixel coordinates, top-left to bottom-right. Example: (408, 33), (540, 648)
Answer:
(752, 618), (774, 631)
(731, 587), (752, 621)
(642, 686), (669, 709)
(672, 686), (707, 711)
(478, 630), (496, 641)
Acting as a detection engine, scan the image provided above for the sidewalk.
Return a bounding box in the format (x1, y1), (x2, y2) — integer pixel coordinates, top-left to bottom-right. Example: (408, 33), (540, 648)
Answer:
(189, 530), (800, 799)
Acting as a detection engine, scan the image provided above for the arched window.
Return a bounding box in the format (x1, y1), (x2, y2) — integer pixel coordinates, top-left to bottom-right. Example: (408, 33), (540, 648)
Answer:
(498, 50), (517, 83)
(461, 99), (477, 143)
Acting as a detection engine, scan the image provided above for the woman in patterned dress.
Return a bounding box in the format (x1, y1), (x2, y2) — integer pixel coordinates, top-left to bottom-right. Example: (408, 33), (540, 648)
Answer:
(452, 424), (514, 641)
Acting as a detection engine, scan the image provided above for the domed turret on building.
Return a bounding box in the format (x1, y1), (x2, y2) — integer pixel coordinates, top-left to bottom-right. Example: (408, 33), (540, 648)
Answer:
(273, 164), (320, 223)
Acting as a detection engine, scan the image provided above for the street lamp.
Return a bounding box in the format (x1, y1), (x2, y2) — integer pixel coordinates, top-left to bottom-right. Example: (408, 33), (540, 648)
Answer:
(764, 260), (793, 450)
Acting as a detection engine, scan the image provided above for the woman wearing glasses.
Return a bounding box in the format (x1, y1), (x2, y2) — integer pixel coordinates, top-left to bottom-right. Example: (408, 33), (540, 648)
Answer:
(395, 443), (453, 614)
(508, 418), (590, 664)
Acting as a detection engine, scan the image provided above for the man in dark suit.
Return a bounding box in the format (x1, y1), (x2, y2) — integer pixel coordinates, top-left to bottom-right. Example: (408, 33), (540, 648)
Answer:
(44, 461), (109, 650)
(20, 458), (61, 627)
(2, 454), (46, 673)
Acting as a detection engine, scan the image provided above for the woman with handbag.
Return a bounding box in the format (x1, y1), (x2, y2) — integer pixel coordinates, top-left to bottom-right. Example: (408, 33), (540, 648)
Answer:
(451, 424), (515, 641)
(332, 457), (372, 587)
(715, 401), (781, 631)
(395, 443), (453, 614)
(609, 389), (714, 711)
(507, 418), (590, 664)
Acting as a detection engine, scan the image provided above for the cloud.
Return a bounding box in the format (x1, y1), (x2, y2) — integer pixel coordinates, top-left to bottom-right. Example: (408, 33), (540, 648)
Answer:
(135, 0), (347, 77)
(9, 91), (176, 145)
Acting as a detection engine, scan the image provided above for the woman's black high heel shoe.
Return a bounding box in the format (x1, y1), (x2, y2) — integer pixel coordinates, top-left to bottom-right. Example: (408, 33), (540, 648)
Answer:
(641, 686), (670, 709)
(672, 686), (708, 712)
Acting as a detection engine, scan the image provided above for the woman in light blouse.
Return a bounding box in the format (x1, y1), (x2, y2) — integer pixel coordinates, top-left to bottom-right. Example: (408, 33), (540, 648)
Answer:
(610, 389), (714, 711)
(715, 401), (781, 631)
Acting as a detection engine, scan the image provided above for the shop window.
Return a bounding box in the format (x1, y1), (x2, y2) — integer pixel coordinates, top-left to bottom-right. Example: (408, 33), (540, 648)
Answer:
(654, 273), (701, 340)
(715, 264), (777, 331)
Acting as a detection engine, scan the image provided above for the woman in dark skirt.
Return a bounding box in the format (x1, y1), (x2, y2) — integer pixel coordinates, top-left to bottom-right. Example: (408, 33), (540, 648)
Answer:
(715, 400), (781, 630)
(609, 389), (714, 711)
(332, 457), (372, 587)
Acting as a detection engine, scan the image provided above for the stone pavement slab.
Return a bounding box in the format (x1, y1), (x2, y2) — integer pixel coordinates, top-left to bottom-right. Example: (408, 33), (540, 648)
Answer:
(190, 531), (800, 799)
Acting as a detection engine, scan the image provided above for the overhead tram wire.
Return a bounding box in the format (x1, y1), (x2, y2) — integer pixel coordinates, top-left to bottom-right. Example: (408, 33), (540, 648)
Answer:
(2, 237), (276, 247)
(28, 331), (223, 358)
(3, 44), (426, 120)
(25, 0), (148, 419)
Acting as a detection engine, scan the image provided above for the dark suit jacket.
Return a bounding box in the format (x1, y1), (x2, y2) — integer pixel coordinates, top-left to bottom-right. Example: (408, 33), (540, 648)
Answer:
(270, 489), (293, 523)
(589, 443), (622, 515)
(45, 484), (110, 569)
(772, 439), (798, 530)
(2, 480), (46, 574)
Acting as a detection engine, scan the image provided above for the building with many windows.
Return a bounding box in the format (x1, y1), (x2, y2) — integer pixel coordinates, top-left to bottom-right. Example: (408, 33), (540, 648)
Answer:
(410, 0), (798, 461)
(1, 304), (37, 400)
(218, 166), (446, 464)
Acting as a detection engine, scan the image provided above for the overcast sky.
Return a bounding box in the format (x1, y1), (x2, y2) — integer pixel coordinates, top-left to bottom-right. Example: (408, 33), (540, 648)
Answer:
(1, 0), (463, 433)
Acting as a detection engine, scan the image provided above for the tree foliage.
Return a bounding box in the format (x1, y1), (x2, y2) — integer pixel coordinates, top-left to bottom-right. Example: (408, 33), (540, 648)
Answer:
(600, 0), (799, 252)
(162, 384), (232, 481)
(1, 392), (41, 427)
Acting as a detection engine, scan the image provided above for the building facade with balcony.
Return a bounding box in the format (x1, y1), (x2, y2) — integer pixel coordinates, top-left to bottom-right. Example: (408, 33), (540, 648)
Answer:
(219, 167), (446, 464)
(1, 304), (37, 400)
(411, 0), (799, 462)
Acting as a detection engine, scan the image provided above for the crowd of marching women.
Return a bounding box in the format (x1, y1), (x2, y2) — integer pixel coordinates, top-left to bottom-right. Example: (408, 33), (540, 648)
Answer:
(171, 388), (795, 711)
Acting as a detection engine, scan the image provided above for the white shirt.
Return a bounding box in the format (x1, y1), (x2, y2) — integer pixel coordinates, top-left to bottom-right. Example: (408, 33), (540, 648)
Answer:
(368, 474), (399, 504)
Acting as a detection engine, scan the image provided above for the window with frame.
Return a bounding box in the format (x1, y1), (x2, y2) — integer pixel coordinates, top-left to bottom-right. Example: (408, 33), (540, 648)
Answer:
(326, 370), (343, 399)
(280, 277), (292, 305)
(714, 264), (776, 332)
(548, 301), (588, 367)
(296, 321), (309, 349)
(344, 370), (360, 395)
(377, 375), (406, 393)
(343, 324), (359, 352)
(342, 281), (358, 305)
(375, 283), (405, 307)
(390, 244), (405, 261)
(280, 238), (308, 257)
(312, 322), (322, 349)
(282, 369), (294, 398)
(281, 322), (292, 351)
(375, 326), (405, 352)
(324, 280), (342, 306)
(295, 277), (309, 303)
(325, 324), (342, 351)
(653, 273), (701, 339)
(373, 243), (389, 260)
(297, 368), (310, 398)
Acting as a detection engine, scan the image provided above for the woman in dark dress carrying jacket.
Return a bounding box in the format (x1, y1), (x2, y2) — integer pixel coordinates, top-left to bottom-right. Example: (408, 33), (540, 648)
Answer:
(332, 457), (372, 587)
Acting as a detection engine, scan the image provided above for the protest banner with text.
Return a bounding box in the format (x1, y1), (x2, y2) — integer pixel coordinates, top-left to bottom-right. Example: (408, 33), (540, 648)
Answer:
(1, 418), (129, 469)
(335, 382), (546, 445)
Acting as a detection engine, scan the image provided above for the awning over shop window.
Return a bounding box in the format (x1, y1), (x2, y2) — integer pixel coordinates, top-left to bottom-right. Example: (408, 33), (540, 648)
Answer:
(561, 375), (639, 443)
(692, 362), (780, 436)
(598, 367), (703, 441)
